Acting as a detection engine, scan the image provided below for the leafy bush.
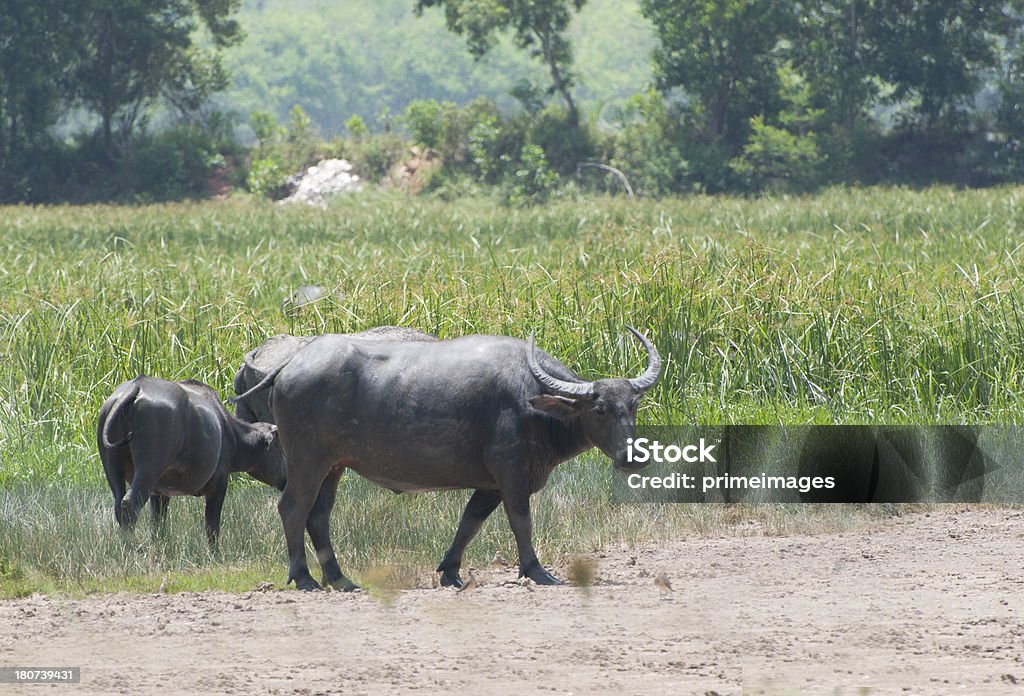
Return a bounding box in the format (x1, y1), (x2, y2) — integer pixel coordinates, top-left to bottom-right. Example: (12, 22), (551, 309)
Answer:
(245, 106), (324, 197)
(730, 116), (824, 193)
(345, 114), (369, 142)
(607, 90), (690, 197)
(121, 126), (225, 201)
(246, 156), (289, 198)
(505, 143), (560, 205)
(468, 113), (506, 182)
(404, 99), (448, 150)
(526, 105), (594, 176)
(347, 132), (407, 182)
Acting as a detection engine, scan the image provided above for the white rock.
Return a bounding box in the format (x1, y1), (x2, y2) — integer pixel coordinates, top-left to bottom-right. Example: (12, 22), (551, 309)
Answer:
(278, 158), (362, 208)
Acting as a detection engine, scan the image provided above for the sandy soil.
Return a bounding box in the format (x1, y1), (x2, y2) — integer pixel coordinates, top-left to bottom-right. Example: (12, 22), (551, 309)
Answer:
(1, 508), (1022, 695)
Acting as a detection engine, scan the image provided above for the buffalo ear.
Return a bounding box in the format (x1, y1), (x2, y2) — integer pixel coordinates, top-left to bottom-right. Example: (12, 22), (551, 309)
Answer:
(529, 394), (589, 419)
(260, 424), (279, 447)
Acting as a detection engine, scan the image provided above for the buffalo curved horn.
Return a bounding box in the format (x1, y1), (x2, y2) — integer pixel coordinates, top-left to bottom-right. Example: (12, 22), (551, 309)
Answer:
(625, 325), (661, 391)
(527, 333), (595, 398)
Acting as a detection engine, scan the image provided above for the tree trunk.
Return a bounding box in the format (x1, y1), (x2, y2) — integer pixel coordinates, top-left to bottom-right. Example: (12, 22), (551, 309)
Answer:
(537, 27), (579, 128)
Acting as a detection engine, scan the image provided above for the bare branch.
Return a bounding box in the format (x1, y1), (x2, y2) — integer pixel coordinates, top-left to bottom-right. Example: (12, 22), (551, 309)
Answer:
(576, 161), (634, 198)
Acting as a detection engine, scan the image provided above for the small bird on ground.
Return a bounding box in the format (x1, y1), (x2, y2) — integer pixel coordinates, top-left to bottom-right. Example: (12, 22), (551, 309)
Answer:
(654, 572), (673, 597)
(158, 577), (168, 594)
(491, 551), (509, 569)
(457, 570), (479, 593)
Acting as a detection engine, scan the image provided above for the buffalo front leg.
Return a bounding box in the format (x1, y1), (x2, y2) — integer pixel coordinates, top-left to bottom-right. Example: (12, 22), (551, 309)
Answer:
(436, 489), (502, 588)
(306, 467), (357, 591)
(501, 485), (561, 585)
(204, 478), (228, 549)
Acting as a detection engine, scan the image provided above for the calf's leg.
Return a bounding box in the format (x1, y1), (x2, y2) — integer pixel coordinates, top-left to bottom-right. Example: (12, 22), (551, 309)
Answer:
(436, 489), (502, 587)
(149, 494), (171, 533)
(204, 478), (227, 548)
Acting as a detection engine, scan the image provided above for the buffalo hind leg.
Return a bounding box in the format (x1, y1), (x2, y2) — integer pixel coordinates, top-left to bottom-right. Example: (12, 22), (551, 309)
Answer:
(501, 485), (561, 585)
(436, 489), (502, 588)
(121, 463), (163, 530)
(278, 453), (334, 591)
(100, 442), (130, 528)
(306, 467), (357, 591)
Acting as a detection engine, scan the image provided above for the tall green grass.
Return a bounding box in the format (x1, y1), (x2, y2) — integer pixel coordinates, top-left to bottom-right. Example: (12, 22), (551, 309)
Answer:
(1, 187), (1022, 592)
(3, 187), (1023, 485)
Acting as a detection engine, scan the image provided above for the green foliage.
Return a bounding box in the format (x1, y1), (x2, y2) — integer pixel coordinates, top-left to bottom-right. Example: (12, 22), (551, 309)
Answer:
(222, 0), (652, 136)
(0, 0), (241, 202)
(121, 125), (228, 201)
(347, 132), (407, 183)
(246, 156), (289, 198)
(526, 105), (594, 175)
(859, 1), (1014, 130)
(74, 0), (242, 159)
(5, 0), (1024, 202)
(249, 111), (277, 147)
(506, 143), (560, 204)
(467, 113), (510, 182)
(415, 0), (587, 123)
(730, 116), (824, 194)
(404, 99), (449, 150)
(345, 115), (369, 142)
(641, 0), (794, 147)
(0, 2), (80, 201)
(608, 90), (689, 196)
(285, 104), (320, 165)
(245, 106), (323, 198)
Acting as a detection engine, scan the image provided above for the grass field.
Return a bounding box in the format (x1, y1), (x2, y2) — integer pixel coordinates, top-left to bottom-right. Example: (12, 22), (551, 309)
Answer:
(2, 186), (1022, 595)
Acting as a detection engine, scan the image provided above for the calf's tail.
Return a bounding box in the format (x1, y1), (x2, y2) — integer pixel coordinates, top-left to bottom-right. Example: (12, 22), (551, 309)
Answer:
(102, 381), (141, 448)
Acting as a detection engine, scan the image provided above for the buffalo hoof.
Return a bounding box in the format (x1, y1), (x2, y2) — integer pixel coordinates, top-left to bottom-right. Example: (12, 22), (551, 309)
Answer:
(328, 576), (360, 592)
(521, 560), (562, 586)
(292, 574), (323, 592)
(438, 569), (463, 588)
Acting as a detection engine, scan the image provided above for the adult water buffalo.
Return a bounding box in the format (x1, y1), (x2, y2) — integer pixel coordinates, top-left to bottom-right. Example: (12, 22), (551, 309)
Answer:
(98, 376), (286, 546)
(233, 327), (438, 424)
(233, 328), (661, 590)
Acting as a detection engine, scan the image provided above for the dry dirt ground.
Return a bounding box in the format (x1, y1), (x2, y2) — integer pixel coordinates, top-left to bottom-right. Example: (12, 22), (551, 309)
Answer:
(1, 508), (1022, 695)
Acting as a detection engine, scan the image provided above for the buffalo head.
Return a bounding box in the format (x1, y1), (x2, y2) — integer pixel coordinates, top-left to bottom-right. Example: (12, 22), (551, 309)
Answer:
(240, 422), (287, 491)
(527, 326), (661, 471)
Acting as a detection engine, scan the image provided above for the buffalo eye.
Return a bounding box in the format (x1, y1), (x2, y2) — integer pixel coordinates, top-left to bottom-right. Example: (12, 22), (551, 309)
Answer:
(593, 402), (607, 415)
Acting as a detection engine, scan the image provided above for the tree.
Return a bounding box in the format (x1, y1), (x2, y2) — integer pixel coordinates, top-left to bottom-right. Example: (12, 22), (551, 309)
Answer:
(859, 0), (1018, 131)
(415, 0), (586, 126)
(640, 0), (796, 149)
(74, 0), (242, 160)
(0, 1), (79, 198)
(791, 2), (874, 133)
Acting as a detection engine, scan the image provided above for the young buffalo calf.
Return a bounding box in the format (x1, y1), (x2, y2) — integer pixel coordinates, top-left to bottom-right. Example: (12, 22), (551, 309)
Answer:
(97, 375), (286, 546)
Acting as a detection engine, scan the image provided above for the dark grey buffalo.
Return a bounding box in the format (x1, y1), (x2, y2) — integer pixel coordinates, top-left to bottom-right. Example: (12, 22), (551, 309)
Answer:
(98, 376), (286, 545)
(233, 326), (437, 423)
(233, 328), (660, 590)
